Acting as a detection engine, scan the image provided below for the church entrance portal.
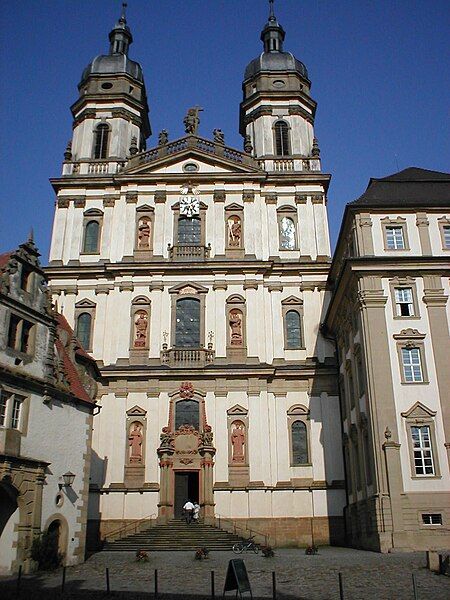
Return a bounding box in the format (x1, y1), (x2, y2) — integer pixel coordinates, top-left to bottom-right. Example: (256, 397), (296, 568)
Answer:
(174, 471), (199, 518)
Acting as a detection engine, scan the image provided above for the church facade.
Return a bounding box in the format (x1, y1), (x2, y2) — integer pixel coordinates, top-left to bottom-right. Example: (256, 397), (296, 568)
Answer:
(46, 7), (346, 548)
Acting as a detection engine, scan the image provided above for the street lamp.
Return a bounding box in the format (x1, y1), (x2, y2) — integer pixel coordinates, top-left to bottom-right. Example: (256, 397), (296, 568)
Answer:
(59, 471), (76, 490)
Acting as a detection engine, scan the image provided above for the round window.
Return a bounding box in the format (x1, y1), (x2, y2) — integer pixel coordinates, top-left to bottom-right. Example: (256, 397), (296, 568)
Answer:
(273, 80), (286, 88)
(101, 82), (113, 90)
(55, 493), (64, 508)
(183, 162), (199, 173)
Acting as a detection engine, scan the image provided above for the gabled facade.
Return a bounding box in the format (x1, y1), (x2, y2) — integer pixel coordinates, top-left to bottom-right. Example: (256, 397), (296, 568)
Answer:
(46, 6), (345, 548)
(0, 238), (99, 573)
(324, 168), (450, 551)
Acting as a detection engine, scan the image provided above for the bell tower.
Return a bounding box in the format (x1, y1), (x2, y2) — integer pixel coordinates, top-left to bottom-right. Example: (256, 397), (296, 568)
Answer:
(64, 4), (151, 174)
(239, 1), (319, 165)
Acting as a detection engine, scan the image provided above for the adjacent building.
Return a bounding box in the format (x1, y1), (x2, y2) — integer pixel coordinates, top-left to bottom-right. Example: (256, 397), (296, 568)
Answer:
(323, 167), (450, 551)
(0, 237), (99, 573)
(46, 6), (346, 548)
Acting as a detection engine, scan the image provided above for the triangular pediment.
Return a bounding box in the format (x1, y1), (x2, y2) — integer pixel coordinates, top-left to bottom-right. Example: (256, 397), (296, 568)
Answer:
(121, 136), (262, 176)
(401, 402), (436, 419)
(75, 298), (96, 308)
(227, 404), (248, 416)
(126, 405), (147, 417)
(168, 281), (208, 294)
(282, 295), (303, 305)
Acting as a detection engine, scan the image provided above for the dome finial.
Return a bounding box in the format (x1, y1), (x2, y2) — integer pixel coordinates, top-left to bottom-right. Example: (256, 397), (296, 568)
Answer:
(109, 2), (132, 55)
(120, 3), (128, 25)
(269, 0), (275, 20)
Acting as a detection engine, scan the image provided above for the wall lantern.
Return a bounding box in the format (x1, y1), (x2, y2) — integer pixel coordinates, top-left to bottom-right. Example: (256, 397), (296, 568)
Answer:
(59, 471), (76, 490)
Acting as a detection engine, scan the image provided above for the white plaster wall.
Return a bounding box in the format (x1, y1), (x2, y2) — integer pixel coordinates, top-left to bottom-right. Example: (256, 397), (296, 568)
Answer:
(0, 507), (19, 574)
(382, 277), (450, 493)
(17, 393), (91, 566)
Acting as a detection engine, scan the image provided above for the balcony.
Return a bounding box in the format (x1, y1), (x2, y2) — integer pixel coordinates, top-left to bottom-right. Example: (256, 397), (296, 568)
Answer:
(257, 156), (321, 173)
(62, 159), (126, 176)
(160, 346), (215, 368)
(168, 244), (210, 261)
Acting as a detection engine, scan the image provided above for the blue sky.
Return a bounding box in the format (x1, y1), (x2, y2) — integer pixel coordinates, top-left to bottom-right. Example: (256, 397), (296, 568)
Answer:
(1, 0), (449, 260)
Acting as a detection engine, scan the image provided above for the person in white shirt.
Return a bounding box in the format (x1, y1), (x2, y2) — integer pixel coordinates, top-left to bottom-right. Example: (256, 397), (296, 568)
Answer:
(193, 502), (200, 523)
(183, 500), (194, 524)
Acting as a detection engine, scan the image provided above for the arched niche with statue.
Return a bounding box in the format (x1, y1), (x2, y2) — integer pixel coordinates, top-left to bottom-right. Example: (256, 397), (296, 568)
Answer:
(124, 405), (147, 488)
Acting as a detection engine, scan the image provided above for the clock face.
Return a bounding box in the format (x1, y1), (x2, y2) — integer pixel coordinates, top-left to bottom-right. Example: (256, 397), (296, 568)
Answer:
(180, 195), (200, 217)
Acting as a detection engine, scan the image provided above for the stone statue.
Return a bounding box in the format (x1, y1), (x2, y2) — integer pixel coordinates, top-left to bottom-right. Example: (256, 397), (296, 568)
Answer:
(134, 310), (148, 347)
(213, 128), (225, 144)
(227, 216), (241, 247)
(231, 422), (245, 463)
(129, 422), (143, 462)
(137, 217), (151, 249)
(244, 135), (253, 154)
(160, 427), (174, 448)
(129, 136), (138, 156)
(229, 310), (243, 345)
(158, 129), (168, 145)
(200, 425), (214, 447)
(184, 107), (202, 135)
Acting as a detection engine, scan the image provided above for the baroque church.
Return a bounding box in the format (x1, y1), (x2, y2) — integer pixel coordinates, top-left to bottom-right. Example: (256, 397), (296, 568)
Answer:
(46, 4), (345, 548)
(0, 3), (444, 566)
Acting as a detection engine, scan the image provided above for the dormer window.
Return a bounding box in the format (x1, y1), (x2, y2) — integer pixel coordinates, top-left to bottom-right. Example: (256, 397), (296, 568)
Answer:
(274, 121), (290, 156)
(93, 124), (110, 159)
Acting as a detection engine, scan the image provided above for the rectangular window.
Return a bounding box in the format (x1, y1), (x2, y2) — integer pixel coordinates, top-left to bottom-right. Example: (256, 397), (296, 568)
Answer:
(443, 225), (450, 249)
(0, 390), (10, 426)
(7, 314), (21, 349)
(20, 321), (33, 353)
(395, 288), (414, 317)
(422, 513), (442, 525)
(411, 425), (434, 475)
(11, 396), (24, 429)
(386, 226), (405, 249)
(402, 347), (423, 382)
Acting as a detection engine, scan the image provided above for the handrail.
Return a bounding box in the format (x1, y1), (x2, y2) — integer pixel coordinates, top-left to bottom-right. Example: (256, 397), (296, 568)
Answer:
(104, 513), (157, 543)
(214, 513), (270, 546)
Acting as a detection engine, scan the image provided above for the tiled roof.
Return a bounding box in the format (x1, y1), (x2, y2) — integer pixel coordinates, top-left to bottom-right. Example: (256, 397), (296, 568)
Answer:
(0, 251), (13, 271)
(54, 313), (98, 405)
(350, 167), (450, 207)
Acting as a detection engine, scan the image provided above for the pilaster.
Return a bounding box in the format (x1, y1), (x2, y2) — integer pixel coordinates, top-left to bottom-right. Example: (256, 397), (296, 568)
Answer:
(416, 213), (432, 255)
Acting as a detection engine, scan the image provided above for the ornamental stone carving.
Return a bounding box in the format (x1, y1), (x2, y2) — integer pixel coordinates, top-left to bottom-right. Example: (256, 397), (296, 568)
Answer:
(179, 381), (195, 399)
(229, 309), (243, 346)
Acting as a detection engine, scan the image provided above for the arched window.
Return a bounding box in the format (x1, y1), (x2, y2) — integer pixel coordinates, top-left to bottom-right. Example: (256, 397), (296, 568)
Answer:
(279, 216), (296, 249)
(76, 312), (92, 349)
(175, 399), (199, 430)
(274, 121), (290, 156)
(83, 220), (100, 253)
(178, 216), (201, 245)
(285, 310), (301, 349)
(291, 420), (308, 465)
(175, 297), (200, 347)
(93, 124), (110, 159)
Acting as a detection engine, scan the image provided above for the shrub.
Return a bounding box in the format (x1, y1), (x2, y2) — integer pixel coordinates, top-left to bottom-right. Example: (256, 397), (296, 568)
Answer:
(31, 530), (63, 570)
(261, 545), (275, 557)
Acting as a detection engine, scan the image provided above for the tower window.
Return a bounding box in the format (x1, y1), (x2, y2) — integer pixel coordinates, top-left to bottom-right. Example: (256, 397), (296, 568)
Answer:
(76, 312), (92, 350)
(285, 310), (302, 349)
(93, 124), (110, 159)
(83, 220), (100, 253)
(291, 420), (308, 465)
(274, 121), (290, 156)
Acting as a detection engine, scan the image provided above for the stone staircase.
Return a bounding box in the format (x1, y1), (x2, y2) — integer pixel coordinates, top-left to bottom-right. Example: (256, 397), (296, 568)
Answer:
(103, 519), (243, 552)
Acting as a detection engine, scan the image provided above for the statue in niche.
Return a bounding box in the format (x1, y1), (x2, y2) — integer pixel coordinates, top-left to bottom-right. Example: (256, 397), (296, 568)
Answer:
(231, 421), (245, 463)
(134, 310), (148, 347)
(129, 422), (143, 463)
(227, 216), (241, 248)
(229, 309), (243, 345)
(137, 217), (151, 249)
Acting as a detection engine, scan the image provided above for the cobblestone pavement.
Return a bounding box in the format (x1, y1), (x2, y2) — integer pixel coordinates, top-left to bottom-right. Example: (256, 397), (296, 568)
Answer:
(1, 547), (449, 599)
